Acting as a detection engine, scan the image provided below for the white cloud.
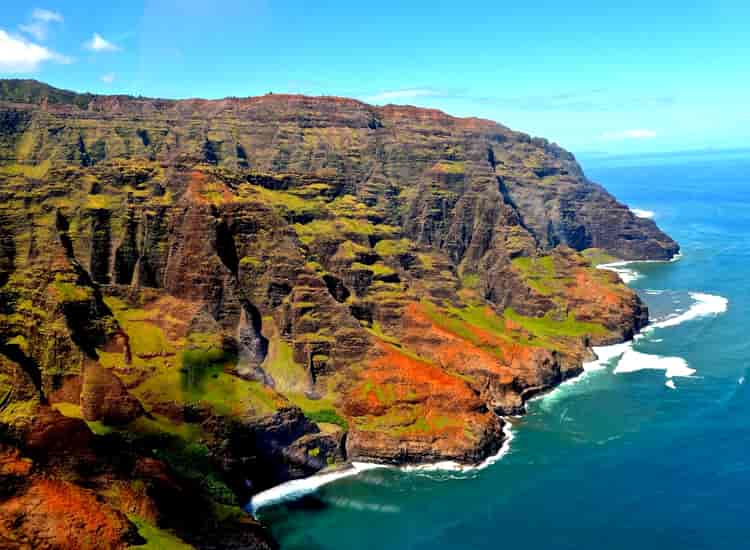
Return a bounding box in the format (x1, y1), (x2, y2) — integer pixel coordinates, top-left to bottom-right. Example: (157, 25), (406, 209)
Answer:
(31, 8), (63, 23)
(364, 88), (441, 103)
(100, 72), (115, 84)
(0, 29), (71, 72)
(19, 8), (64, 41)
(84, 33), (120, 52)
(19, 23), (47, 41)
(602, 129), (657, 140)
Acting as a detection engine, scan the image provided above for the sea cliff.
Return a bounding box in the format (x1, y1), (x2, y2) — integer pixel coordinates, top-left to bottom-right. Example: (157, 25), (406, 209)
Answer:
(0, 79), (677, 549)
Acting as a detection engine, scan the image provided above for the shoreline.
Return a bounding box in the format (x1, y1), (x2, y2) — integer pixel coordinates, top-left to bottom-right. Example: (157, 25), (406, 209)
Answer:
(248, 253), (683, 516)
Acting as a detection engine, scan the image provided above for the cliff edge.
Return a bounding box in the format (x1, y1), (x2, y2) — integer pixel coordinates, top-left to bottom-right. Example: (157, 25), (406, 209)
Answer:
(0, 79), (676, 548)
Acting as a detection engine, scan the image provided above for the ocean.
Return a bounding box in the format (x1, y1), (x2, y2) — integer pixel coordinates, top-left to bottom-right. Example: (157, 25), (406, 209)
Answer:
(254, 149), (750, 550)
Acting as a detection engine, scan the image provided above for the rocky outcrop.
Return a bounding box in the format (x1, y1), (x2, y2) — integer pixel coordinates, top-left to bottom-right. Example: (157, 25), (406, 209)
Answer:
(0, 79), (679, 548)
(80, 361), (144, 425)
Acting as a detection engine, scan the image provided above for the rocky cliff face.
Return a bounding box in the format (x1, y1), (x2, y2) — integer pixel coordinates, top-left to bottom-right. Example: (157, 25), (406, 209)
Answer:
(0, 79), (676, 548)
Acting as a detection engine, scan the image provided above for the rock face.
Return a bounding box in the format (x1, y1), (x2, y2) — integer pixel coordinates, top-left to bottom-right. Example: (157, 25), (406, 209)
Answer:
(0, 79), (677, 548)
(80, 361), (144, 425)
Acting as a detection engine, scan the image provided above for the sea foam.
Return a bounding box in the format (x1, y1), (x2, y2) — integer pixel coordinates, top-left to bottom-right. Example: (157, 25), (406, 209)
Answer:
(249, 462), (383, 515)
(249, 422), (516, 514)
(614, 349), (695, 378)
(400, 420), (515, 474)
(645, 292), (728, 331)
(597, 253), (682, 284)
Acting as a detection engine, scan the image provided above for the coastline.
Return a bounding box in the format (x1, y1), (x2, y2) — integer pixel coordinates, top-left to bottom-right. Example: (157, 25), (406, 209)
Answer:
(249, 254), (686, 516)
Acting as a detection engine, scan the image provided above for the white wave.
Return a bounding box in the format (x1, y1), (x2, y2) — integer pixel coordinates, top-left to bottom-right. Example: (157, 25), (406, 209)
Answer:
(585, 342), (632, 371)
(614, 349), (695, 378)
(249, 462), (384, 515)
(598, 261), (642, 283)
(645, 292), (728, 331)
(665, 379), (676, 390)
(528, 342), (631, 411)
(597, 252), (682, 284)
(400, 419), (515, 473)
(631, 208), (655, 219)
(250, 422), (517, 514)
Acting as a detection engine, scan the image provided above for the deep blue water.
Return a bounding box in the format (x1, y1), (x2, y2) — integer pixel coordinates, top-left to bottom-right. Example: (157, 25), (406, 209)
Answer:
(258, 150), (750, 550)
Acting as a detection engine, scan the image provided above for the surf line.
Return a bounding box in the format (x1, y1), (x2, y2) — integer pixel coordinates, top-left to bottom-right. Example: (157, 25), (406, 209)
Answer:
(249, 420), (515, 515)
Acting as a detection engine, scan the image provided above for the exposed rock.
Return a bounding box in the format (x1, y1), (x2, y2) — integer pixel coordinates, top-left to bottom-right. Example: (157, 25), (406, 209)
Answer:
(80, 361), (144, 425)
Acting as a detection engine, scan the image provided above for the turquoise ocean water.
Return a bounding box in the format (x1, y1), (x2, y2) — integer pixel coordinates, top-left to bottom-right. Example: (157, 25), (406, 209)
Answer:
(256, 150), (750, 550)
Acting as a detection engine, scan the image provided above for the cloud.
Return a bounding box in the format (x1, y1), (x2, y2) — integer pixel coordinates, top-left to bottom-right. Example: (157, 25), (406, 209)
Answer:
(31, 8), (63, 23)
(475, 90), (676, 113)
(602, 129), (658, 140)
(19, 8), (64, 41)
(0, 29), (71, 72)
(362, 87), (676, 113)
(100, 72), (115, 84)
(84, 33), (120, 52)
(364, 88), (443, 103)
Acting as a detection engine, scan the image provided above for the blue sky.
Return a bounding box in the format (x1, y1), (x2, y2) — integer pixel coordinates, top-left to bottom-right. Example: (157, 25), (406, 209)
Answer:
(1, 1), (749, 154)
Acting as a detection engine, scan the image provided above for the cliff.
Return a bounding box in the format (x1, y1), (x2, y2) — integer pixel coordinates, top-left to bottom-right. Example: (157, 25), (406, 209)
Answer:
(0, 79), (677, 548)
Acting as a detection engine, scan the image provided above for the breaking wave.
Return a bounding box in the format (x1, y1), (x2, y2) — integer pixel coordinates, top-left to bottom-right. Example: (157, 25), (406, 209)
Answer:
(250, 423), (516, 514)
(249, 462), (383, 515)
(645, 292), (728, 331)
(614, 349), (695, 378)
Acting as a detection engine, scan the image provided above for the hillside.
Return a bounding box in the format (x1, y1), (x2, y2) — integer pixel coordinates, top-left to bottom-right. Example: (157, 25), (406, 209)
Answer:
(0, 80), (677, 549)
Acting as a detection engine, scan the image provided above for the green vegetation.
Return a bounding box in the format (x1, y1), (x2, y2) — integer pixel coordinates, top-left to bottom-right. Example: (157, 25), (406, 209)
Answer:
(511, 255), (561, 295)
(51, 281), (93, 302)
(293, 217), (398, 246)
(104, 298), (171, 356)
(261, 338), (309, 394)
(504, 308), (607, 339)
(244, 185), (326, 218)
(351, 262), (395, 277)
(374, 238), (412, 256)
(153, 442), (237, 505)
(581, 247), (619, 266)
(51, 402), (114, 435)
(431, 161), (466, 174)
(129, 516), (195, 550)
(303, 408), (348, 430)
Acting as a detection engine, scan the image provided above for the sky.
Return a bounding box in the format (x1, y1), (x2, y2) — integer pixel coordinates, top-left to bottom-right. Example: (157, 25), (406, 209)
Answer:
(1, 0), (749, 154)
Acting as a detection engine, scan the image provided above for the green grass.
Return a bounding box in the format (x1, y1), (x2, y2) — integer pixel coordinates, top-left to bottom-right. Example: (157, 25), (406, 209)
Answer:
(129, 516), (195, 550)
(245, 185), (326, 218)
(460, 273), (480, 289)
(351, 262), (395, 277)
(104, 298), (171, 356)
(133, 353), (281, 418)
(51, 281), (93, 302)
(0, 160), (51, 178)
(293, 218), (398, 246)
(511, 255), (560, 295)
(581, 247), (619, 266)
(374, 238), (411, 256)
(417, 253), (434, 270)
(303, 408), (349, 430)
(261, 338), (309, 394)
(431, 161), (466, 174)
(504, 308), (608, 339)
